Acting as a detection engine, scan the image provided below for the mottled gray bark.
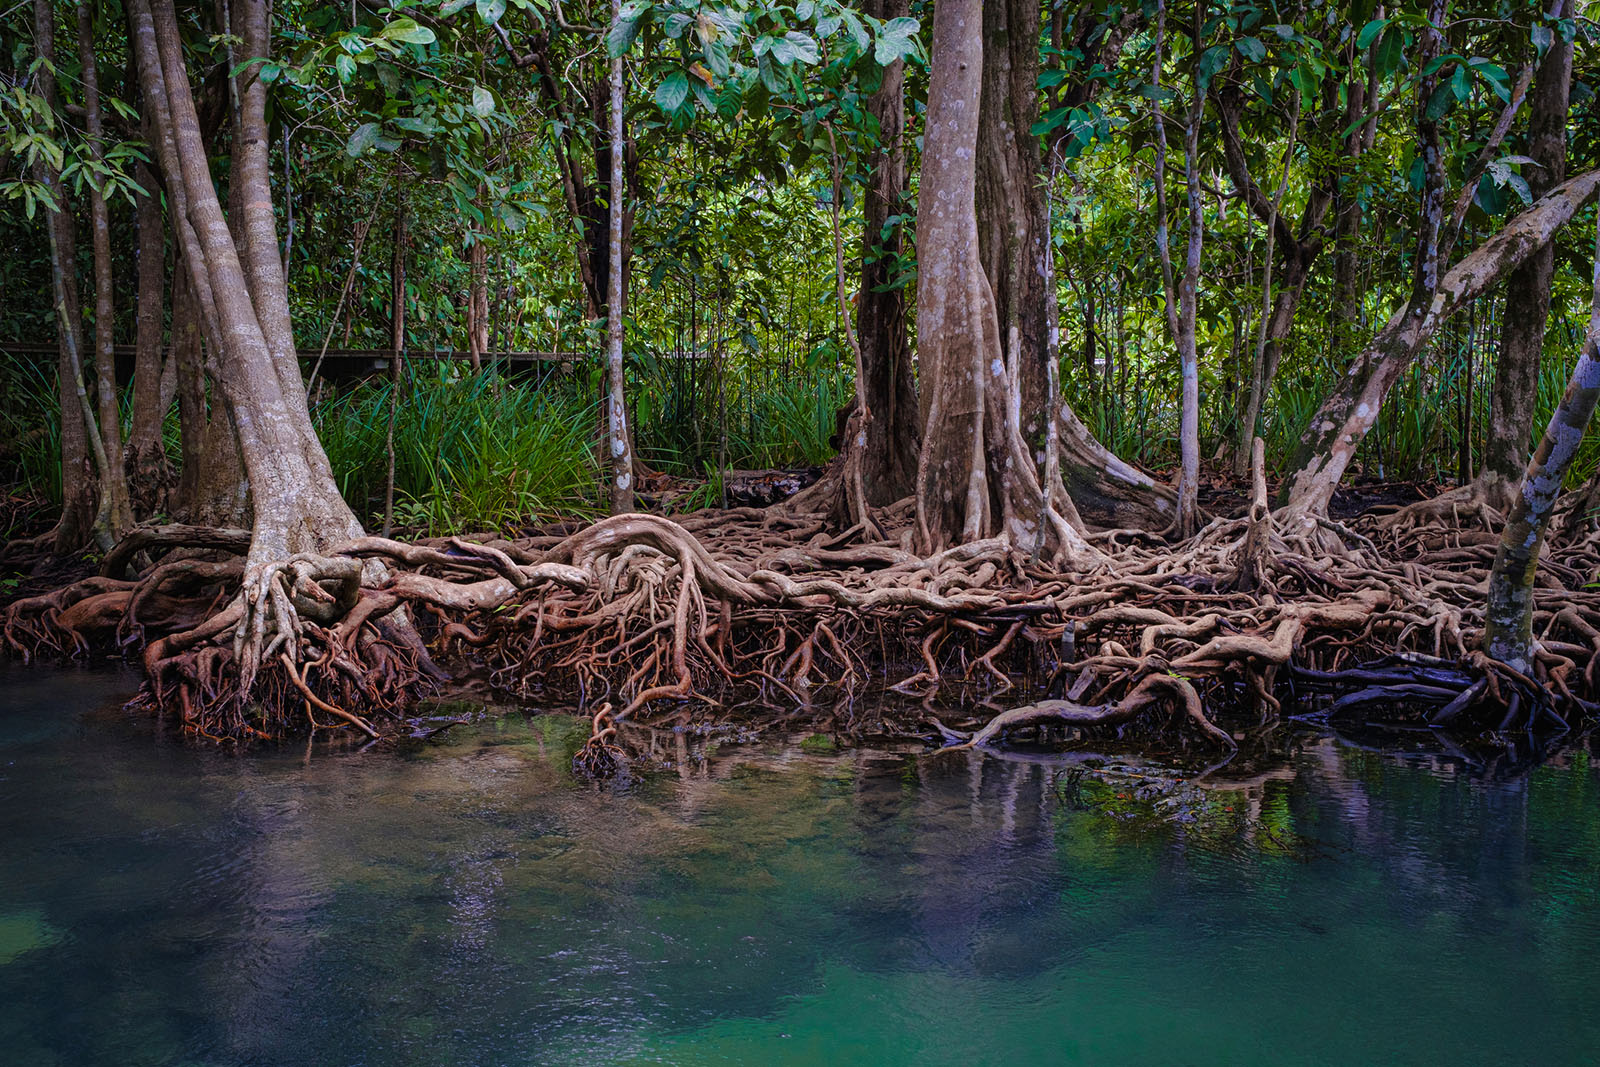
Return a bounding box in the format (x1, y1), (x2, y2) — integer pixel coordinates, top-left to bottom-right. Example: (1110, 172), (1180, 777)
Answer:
(1280, 168), (1600, 525)
(853, 0), (918, 505)
(127, 149), (173, 510)
(914, 0), (1088, 561)
(75, 0), (134, 538)
(1484, 217), (1600, 673)
(133, 0), (363, 563)
(33, 0), (100, 553)
(1483, 6), (1572, 504)
(605, 0), (634, 515)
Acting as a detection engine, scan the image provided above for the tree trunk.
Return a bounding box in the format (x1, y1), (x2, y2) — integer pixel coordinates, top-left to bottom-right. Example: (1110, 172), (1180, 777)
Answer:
(1484, 217), (1600, 673)
(1149, 0), (1203, 537)
(976, 0), (1048, 439)
(971, 0), (1174, 532)
(132, 0), (363, 566)
(128, 149), (173, 511)
(75, 0), (134, 540)
(914, 0), (1088, 561)
(605, 0), (634, 515)
(1281, 168), (1600, 524)
(384, 181), (407, 537)
(1482, 4), (1573, 506)
(33, 0), (99, 554)
(853, 0), (918, 505)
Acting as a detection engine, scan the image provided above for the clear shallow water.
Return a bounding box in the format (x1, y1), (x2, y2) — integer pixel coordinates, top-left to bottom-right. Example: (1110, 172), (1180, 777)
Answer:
(2, 667), (1599, 1066)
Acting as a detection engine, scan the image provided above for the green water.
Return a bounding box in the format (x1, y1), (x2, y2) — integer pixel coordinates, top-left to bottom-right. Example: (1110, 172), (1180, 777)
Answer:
(3, 666), (1599, 1065)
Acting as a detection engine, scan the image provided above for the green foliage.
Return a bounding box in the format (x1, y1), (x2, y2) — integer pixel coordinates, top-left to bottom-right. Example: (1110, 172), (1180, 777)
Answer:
(313, 364), (601, 535)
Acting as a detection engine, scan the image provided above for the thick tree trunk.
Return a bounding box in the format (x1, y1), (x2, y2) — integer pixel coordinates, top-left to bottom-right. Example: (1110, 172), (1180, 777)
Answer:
(1281, 168), (1600, 524)
(976, 0), (1048, 437)
(971, 0), (1172, 532)
(75, 1), (134, 539)
(133, 0), (363, 564)
(853, 0), (918, 505)
(605, 0), (634, 515)
(1484, 218), (1600, 673)
(1482, 7), (1572, 506)
(915, 0), (1088, 561)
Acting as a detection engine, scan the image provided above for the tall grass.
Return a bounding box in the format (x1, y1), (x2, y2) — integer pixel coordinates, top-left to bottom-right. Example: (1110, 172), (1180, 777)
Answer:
(0, 358), (61, 507)
(314, 364), (601, 535)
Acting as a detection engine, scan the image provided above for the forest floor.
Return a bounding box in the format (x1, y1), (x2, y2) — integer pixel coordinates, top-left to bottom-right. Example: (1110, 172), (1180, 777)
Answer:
(2, 470), (1591, 773)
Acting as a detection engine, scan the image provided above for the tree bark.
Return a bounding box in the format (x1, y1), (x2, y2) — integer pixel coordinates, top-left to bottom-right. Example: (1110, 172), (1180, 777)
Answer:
(1482, 3), (1573, 505)
(914, 0), (1088, 561)
(33, 0), (99, 554)
(1484, 216), (1600, 673)
(971, 0), (1173, 532)
(605, 0), (634, 515)
(1148, 0), (1205, 537)
(128, 148), (173, 511)
(384, 181), (407, 537)
(75, 0), (134, 539)
(1280, 168), (1600, 524)
(133, 0), (363, 565)
(853, 0), (918, 505)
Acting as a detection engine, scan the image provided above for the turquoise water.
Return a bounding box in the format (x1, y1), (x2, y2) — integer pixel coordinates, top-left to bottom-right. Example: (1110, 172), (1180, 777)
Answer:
(2, 666), (1599, 1065)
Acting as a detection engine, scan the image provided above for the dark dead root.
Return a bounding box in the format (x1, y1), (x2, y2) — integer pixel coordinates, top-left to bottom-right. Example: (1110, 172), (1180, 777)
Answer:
(6, 491), (1600, 767)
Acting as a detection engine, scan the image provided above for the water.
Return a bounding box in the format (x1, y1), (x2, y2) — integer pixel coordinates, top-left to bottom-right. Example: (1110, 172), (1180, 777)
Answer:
(2, 666), (1599, 1066)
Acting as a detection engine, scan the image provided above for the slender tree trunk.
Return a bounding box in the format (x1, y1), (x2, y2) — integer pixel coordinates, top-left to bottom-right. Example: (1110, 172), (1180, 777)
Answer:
(75, 0), (134, 539)
(1234, 102), (1299, 479)
(384, 181), (406, 537)
(1484, 217), (1600, 673)
(605, 0), (634, 515)
(1482, 4), (1573, 506)
(1280, 168), (1600, 523)
(1149, 0), (1204, 537)
(128, 150), (173, 510)
(33, 0), (99, 553)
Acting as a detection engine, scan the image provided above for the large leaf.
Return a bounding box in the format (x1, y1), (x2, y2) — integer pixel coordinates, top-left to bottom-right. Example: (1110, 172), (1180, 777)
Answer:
(346, 122), (380, 156)
(655, 71), (690, 116)
(472, 85), (495, 117)
(378, 18), (436, 45)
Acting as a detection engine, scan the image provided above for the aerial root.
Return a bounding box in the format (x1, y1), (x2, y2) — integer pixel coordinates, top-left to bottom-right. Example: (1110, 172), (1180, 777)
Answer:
(9, 498), (1600, 750)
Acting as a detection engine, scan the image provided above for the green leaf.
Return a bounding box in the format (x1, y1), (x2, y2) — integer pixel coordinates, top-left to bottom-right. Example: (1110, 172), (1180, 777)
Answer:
(378, 18), (436, 45)
(1196, 44), (1229, 91)
(335, 53), (356, 82)
(783, 31), (819, 65)
(655, 70), (690, 115)
(607, 8), (642, 57)
(1373, 31), (1404, 78)
(346, 122), (380, 156)
(1424, 83), (1454, 122)
(472, 85), (494, 116)
(475, 0), (506, 25)
(1236, 36), (1266, 63)
(440, 0), (472, 14)
(875, 17), (918, 65)
(1356, 18), (1389, 49)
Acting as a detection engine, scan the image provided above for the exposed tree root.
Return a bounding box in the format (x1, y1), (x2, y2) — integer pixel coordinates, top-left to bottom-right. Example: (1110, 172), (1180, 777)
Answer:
(7, 488), (1600, 768)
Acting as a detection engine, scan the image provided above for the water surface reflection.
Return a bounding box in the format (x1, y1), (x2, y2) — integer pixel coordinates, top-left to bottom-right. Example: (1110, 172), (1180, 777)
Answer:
(1, 665), (1596, 1065)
